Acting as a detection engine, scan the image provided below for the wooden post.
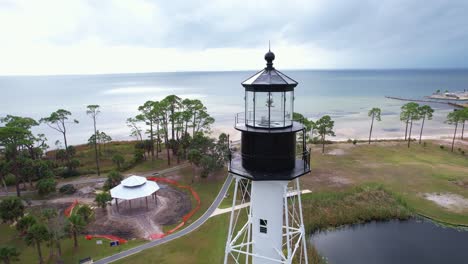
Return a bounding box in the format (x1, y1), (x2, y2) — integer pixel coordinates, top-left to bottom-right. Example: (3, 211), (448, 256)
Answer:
(145, 196), (148, 211)
(129, 200), (132, 210)
(116, 198), (119, 212)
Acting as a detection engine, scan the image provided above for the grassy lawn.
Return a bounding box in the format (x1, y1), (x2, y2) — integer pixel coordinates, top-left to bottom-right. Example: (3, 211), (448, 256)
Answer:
(113, 140), (467, 264)
(0, 223), (145, 264)
(115, 214), (230, 264)
(304, 140), (468, 225)
(47, 140), (172, 176)
(115, 185), (406, 264)
(6, 140), (467, 263)
(161, 166), (227, 232)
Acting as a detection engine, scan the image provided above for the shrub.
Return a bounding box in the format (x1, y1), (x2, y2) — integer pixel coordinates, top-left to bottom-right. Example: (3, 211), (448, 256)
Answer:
(112, 154), (125, 171)
(4, 173), (16, 186)
(104, 170), (123, 191)
(59, 184), (76, 195)
(352, 139), (358, 145)
(95, 192), (112, 210)
(133, 149), (145, 163)
(0, 197), (24, 223)
(440, 145), (445, 149)
(60, 169), (80, 178)
(347, 139), (352, 143)
(36, 178), (57, 196)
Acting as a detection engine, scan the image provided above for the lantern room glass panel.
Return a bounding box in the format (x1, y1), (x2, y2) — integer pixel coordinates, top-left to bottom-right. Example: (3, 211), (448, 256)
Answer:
(245, 90), (294, 128)
(254, 92), (269, 127)
(284, 91), (293, 126)
(269, 92), (285, 127)
(246, 91), (255, 126)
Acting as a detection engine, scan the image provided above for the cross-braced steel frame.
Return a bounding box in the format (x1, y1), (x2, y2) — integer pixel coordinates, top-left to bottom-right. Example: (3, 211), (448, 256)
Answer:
(224, 175), (308, 264)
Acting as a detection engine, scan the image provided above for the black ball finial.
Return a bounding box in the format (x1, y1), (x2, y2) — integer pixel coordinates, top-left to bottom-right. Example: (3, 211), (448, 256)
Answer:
(265, 50), (275, 70)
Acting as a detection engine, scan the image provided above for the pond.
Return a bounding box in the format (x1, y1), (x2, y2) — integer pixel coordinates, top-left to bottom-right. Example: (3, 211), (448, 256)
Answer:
(310, 219), (468, 264)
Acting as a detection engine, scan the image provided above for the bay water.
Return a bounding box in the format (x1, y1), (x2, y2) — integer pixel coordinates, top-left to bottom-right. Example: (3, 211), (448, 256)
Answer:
(1, 69), (467, 147)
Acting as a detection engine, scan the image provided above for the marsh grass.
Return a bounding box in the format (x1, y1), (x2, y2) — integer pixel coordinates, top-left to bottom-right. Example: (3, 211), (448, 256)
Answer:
(302, 184), (412, 233)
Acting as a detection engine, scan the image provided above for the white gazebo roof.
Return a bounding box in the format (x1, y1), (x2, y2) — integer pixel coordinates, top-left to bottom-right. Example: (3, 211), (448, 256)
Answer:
(121, 175), (147, 187)
(110, 175), (160, 200)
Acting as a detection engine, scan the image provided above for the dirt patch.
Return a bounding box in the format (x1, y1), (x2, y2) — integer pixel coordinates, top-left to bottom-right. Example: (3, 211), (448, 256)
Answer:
(86, 209), (139, 239)
(153, 186), (192, 225)
(306, 168), (353, 191)
(85, 185), (192, 240)
(453, 180), (468, 189)
(423, 193), (468, 212)
(327, 149), (346, 156)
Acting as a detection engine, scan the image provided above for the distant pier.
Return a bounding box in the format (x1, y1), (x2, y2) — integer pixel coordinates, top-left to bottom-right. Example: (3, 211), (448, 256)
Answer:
(385, 96), (467, 108)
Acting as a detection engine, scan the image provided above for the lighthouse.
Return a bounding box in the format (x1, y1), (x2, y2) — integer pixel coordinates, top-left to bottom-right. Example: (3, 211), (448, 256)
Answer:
(224, 49), (311, 264)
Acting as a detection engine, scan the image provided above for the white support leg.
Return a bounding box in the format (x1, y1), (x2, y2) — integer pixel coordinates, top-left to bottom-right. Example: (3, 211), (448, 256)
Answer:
(295, 178), (308, 264)
(224, 175), (240, 264)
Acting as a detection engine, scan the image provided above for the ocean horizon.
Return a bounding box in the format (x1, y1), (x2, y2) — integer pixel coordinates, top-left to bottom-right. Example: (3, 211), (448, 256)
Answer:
(1, 69), (467, 148)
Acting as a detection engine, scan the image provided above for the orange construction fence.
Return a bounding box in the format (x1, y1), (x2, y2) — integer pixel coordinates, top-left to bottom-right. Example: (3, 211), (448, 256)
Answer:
(64, 199), (79, 217)
(146, 177), (201, 240)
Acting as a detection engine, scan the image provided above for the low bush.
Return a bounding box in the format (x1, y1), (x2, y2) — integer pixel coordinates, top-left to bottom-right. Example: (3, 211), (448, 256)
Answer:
(4, 173), (16, 186)
(59, 184), (76, 195)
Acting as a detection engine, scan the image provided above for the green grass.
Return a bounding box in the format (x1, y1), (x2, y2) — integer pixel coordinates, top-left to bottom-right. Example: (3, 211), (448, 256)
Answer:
(48, 141), (172, 176)
(8, 140), (467, 263)
(161, 166), (226, 232)
(116, 185), (399, 264)
(301, 184), (412, 233)
(115, 214), (230, 264)
(305, 140), (468, 225)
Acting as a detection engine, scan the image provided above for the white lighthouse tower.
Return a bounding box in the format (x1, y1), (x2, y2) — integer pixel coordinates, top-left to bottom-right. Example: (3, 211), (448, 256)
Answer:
(224, 50), (311, 264)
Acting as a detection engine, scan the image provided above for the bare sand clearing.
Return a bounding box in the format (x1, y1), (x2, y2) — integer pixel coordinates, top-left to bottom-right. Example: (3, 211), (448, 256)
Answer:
(424, 193), (468, 212)
(327, 149), (346, 156)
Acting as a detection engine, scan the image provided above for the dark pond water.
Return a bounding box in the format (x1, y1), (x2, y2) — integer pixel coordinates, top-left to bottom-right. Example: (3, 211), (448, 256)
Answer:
(310, 219), (468, 264)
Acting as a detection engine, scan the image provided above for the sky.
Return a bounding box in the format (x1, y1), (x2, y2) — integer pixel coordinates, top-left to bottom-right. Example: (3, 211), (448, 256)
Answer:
(0, 0), (467, 75)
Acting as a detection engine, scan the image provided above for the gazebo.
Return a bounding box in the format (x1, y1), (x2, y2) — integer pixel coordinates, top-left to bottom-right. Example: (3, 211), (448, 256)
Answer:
(110, 175), (160, 212)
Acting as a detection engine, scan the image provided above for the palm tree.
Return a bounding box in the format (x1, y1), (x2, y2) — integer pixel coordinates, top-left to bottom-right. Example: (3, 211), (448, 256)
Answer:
(0, 246), (20, 264)
(104, 170), (123, 190)
(368, 108), (382, 144)
(66, 214), (86, 249)
(16, 215), (37, 234)
(418, 105), (434, 144)
(24, 224), (49, 264)
(95, 192), (112, 211)
(447, 110), (462, 152)
(41, 208), (64, 262)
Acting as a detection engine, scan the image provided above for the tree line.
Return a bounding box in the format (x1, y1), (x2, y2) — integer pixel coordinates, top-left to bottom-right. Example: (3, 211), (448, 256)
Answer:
(294, 103), (468, 154)
(0, 94), (227, 198)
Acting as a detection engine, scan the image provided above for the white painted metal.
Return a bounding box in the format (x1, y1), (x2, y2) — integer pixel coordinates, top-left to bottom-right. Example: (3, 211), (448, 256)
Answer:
(251, 181), (287, 263)
(224, 176), (308, 264)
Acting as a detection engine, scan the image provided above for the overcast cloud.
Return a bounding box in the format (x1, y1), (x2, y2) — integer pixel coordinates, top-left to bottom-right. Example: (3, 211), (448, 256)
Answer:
(0, 0), (467, 75)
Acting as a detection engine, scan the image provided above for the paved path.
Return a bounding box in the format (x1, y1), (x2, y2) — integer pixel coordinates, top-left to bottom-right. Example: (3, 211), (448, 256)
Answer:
(94, 173), (233, 264)
(0, 163), (190, 197)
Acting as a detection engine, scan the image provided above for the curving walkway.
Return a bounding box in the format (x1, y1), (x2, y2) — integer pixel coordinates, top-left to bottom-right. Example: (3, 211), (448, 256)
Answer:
(94, 174), (233, 264)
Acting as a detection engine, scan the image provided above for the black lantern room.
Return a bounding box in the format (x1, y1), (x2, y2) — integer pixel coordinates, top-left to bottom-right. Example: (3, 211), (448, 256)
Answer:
(229, 50), (311, 181)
